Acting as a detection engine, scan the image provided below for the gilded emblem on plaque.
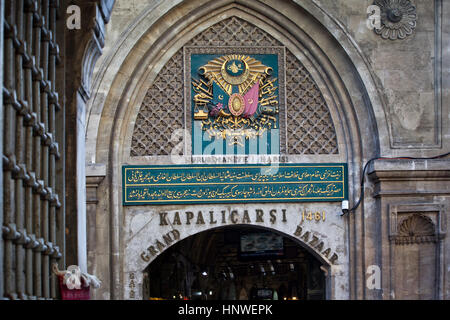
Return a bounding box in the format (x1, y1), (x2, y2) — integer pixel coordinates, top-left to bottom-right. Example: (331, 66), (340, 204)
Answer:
(191, 53), (280, 154)
(228, 93), (245, 117)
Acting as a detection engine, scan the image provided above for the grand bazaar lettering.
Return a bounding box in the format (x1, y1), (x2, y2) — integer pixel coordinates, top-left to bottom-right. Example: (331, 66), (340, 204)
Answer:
(139, 208), (339, 265)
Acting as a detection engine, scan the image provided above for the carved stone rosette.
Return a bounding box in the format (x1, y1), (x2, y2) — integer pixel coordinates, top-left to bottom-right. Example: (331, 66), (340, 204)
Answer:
(373, 0), (417, 40)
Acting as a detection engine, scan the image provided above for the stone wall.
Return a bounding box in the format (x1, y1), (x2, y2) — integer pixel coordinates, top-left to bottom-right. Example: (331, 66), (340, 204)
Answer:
(311, 0), (447, 150)
(85, 0), (450, 300)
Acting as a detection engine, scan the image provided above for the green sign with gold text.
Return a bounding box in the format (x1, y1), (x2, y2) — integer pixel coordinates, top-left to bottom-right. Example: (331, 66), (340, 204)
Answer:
(122, 164), (348, 205)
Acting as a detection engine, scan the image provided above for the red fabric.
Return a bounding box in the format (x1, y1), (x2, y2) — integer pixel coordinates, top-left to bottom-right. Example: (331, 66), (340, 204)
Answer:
(243, 82), (259, 118)
(58, 275), (90, 300)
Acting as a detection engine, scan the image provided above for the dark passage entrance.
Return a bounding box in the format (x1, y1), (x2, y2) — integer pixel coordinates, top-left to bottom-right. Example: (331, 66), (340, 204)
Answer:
(143, 226), (326, 300)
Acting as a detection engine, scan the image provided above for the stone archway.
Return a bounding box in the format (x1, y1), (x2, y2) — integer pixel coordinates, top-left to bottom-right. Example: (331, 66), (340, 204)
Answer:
(142, 224), (332, 300)
(123, 203), (347, 300)
(86, 0), (385, 300)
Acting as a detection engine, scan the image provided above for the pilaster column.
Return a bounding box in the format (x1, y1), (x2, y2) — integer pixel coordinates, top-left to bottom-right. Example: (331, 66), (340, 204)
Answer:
(86, 163), (105, 300)
(63, 0), (114, 271)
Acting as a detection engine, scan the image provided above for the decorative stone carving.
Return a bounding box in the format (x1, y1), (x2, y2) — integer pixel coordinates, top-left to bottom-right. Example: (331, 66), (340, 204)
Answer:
(395, 213), (436, 245)
(285, 51), (338, 155)
(80, 1), (116, 101)
(130, 17), (338, 156)
(373, 0), (417, 40)
(131, 51), (185, 156)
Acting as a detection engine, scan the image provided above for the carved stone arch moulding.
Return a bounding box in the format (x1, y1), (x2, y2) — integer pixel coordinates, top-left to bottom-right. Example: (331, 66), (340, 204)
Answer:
(79, 0), (116, 101)
(130, 16), (339, 157)
(85, 0), (400, 301)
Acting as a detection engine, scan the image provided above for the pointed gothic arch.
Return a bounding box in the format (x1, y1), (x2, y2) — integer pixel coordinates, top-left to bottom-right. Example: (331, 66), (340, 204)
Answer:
(141, 224), (333, 300)
(85, 0), (386, 300)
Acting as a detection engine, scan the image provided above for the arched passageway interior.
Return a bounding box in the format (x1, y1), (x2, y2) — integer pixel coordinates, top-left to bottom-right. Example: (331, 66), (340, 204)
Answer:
(144, 226), (326, 300)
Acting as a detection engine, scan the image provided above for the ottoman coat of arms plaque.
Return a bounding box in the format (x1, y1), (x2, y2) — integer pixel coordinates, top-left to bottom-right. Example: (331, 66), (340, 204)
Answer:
(186, 47), (286, 155)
